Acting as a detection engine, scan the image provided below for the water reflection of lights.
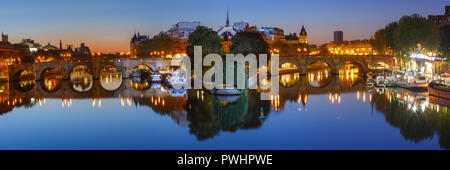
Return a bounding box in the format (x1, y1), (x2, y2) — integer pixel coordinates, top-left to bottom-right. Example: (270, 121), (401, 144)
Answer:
(61, 98), (73, 108)
(280, 73), (300, 87)
(91, 98), (103, 108)
(329, 92), (341, 104)
(271, 95), (280, 111)
(376, 88), (448, 113)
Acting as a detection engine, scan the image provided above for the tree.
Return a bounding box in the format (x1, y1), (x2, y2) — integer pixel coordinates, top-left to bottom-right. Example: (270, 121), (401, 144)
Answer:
(136, 34), (181, 58)
(187, 26), (225, 58)
(393, 14), (440, 57)
(374, 28), (386, 55)
(439, 25), (450, 61)
(230, 32), (269, 56)
(384, 22), (398, 52)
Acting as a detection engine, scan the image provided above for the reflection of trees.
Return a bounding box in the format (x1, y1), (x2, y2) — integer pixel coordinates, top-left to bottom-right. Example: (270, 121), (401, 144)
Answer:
(211, 94), (248, 132)
(372, 91), (450, 149)
(0, 98), (36, 116)
(133, 97), (186, 116)
(184, 90), (270, 140)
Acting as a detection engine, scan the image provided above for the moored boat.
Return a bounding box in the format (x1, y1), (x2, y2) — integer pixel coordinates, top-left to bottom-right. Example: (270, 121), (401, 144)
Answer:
(428, 80), (450, 100)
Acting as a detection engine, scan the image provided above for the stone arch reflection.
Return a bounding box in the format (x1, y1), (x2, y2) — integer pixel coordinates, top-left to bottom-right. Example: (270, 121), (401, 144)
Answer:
(40, 68), (63, 92)
(0, 70), (7, 83)
(0, 82), (6, 94)
(129, 65), (153, 91)
(13, 69), (35, 92)
(338, 61), (362, 87)
(100, 65), (122, 91)
(280, 73), (300, 88)
(306, 61), (332, 88)
(70, 65), (93, 92)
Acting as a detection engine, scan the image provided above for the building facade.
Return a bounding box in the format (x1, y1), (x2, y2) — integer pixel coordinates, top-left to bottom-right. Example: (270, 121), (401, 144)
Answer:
(258, 27), (285, 40)
(167, 21), (200, 39)
(428, 6), (449, 26)
(326, 39), (377, 56)
(299, 25), (307, 44)
(334, 31), (344, 45)
(130, 32), (150, 57)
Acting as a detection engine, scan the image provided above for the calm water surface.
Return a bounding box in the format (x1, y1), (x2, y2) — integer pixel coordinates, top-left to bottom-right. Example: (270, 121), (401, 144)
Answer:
(0, 71), (449, 150)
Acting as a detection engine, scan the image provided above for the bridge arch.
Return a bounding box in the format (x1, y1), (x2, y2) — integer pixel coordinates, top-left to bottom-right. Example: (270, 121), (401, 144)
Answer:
(13, 69), (36, 92)
(306, 60), (334, 74)
(100, 65), (122, 91)
(280, 72), (301, 88)
(372, 61), (391, 70)
(40, 67), (63, 92)
(69, 65), (93, 93)
(279, 62), (301, 74)
(338, 61), (366, 75)
(0, 70), (7, 82)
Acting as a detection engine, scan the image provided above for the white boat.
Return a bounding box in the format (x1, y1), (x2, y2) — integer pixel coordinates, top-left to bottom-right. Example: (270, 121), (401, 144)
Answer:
(375, 76), (386, 87)
(396, 75), (428, 91)
(150, 73), (162, 82)
(151, 83), (161, 89)
(167, 74), (185, 87)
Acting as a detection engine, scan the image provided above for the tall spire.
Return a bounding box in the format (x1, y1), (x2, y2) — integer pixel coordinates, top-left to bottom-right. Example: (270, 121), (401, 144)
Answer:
(226, 9), (230, 27)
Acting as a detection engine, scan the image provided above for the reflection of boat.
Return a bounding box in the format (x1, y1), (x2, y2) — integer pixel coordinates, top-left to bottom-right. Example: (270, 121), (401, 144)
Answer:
(212, 86), (244, 96)
(429, 80), (450, 101)
(151, 83), (161, 89)
(168, 88), (186, 97)
(166, 74), (185, 87)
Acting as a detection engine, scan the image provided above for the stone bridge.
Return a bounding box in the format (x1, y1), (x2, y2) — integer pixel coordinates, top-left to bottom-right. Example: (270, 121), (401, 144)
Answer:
(277, 55), (396, 75)
(0, 58), (180, 82)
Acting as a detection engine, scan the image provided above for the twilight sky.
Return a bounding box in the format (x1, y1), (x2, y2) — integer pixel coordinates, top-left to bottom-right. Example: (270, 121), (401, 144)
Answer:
(0, 0), (448, 53)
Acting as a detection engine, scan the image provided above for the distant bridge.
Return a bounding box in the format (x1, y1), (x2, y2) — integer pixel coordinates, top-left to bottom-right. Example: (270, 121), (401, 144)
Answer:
(277, 55), (395, 75)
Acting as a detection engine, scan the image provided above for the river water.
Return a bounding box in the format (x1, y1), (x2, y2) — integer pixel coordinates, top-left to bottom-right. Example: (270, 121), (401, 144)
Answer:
(0, 71), (449, 150)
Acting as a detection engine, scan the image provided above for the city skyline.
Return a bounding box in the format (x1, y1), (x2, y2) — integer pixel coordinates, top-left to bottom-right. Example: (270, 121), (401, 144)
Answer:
(0, 0), (448, 53)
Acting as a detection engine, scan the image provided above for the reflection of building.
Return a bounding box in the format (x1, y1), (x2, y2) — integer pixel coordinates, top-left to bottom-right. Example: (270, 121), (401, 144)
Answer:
(334, 31), (344, 44)
(130, 32), (150, 57)
(326, 39), (377, 56)
(428, 6), (449, 26)
(299, 25), (307, 44)
(167, 22), (200, 40)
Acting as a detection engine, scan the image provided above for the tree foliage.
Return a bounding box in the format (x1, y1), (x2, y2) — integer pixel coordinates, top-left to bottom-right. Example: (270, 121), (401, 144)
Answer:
(187, 26), (225, 58)
(384, 22), (398, 52)
(439, 25), (450, 61)
(136, 34), (183, 58)
(230, 32), (269, 55)
(374, 28), (386, 54)
(393, 14), (440, 56)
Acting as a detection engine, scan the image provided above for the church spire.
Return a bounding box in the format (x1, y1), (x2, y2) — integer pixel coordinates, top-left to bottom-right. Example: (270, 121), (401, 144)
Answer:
(226, 9), (230, 27)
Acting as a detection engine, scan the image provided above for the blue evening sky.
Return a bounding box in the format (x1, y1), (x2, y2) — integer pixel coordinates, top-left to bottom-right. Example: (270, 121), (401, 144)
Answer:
(0, 0), (448, 53)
